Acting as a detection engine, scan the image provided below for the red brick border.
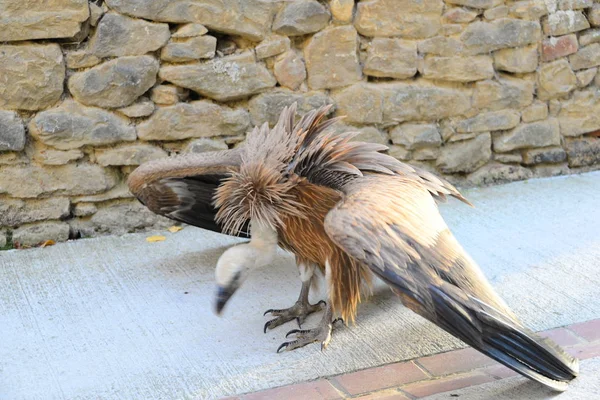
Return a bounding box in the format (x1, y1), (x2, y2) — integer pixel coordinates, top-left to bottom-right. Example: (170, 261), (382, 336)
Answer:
(233, 318), (600, 400)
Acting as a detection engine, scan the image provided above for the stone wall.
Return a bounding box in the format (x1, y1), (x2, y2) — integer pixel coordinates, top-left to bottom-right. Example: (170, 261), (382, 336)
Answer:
(1, 0), (600, 247)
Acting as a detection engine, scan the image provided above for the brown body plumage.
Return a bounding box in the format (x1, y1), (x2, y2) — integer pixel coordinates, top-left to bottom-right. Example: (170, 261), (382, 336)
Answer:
(129, 104), (578, 391)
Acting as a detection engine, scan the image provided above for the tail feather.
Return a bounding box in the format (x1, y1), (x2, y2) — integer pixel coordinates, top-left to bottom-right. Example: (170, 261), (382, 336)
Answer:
(429, 285), (578, 392)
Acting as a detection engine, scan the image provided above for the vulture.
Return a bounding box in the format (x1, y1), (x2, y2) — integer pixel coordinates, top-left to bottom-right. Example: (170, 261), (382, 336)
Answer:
(128, 104), (578, 391)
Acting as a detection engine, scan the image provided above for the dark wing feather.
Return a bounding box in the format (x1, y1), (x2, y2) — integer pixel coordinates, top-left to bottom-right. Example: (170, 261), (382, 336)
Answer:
(127, 148), (250, 237)
(324, 175), (578, 391)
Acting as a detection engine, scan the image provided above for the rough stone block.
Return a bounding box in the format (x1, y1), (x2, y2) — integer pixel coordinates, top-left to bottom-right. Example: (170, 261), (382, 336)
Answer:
(579, 29), (600, 47)
(256, 36), (291, 59)
(541, 34), (578, 62)
(29, 100), (136, 150)
(461, 19), (541, 54)
(381, 81), (472, 123)
(456, 110), (520, 133)
(330, 0), (354, 23)
(565, 137), (600, 167)
(558, 89), (600, 136)
(137, 101), (250, 140)
(91, 202), (171, 235)
(473, 78), (534, 111)
(443, 7), (478, 24)
(390, 123), (441, 149)
(576, 68), (598, 88)
(0, 44), (64, 111)
(537, 59), (577, 100)
(159, 52), (276, 101)
(73, 203), (98, 217)
(105, 0), (276, 40)
(69, 56), (159, 108)
(493, 45), (538, 73)
(160, 36), (217, 62)
(117, 98), (155, 118)
(273, 0), (331, 36)
(0, 164), (117, 198)
(274, 51), (307, 90)
(484, 6), (509, 20)
(0, 111), (25, 152)
(509, 0), (548, 20)
(418, 36), (464, 56)
(558, 0), (592, 10)
(413, 147), (440, 160)
(421, 55), (494, 82)
(522, 147), (567, 165)
(569, 44), (600, 71)
(532, 163), (570, 178)
(364, 38), (417, 79)
(305, 26), (362, 90)
(34, 148), (84, 165)
(66, 50), (102, 69)
(446, 0), (502, 9)
(355, 0), (443, 38)
(184, 138), (228, 153)
(73, 183), (133, 203)
(436, 133), (492, 173)
(467, 163), (533, 185)
(521, 101), (548, 123)
(95, 144), (168, 166)
(172, 24), (208, 38)
(543, 11), (589, 36)
(0, 0), (89, 41)
(493, 119), (561, 152)
(12, 221), (70, 246)
(150, 85), (188, 105)
(89, 13), (170, 57)
(589, 5), (600, 27)
(333, 83), (383, 124)
(0, 198), (70, 227)
(494, 152), (523, 163)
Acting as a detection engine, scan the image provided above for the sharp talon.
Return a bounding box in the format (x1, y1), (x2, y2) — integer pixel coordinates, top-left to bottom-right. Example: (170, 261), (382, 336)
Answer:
(317, 300), (326, 307)
(286, 329), (301, 338)
(277, 343), (288, 353)
(264, 320), (273, 334)
(263, 309), (274, 316)
(296, 317), (302, 328)
(333, 318), (344, 325)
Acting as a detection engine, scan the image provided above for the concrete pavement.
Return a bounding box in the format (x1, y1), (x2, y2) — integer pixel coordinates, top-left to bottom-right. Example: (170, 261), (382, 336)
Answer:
(1, 171), (599, 399)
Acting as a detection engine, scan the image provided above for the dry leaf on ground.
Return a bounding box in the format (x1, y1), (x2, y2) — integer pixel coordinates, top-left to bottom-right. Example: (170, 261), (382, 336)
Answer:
(168, 226), (183, 233)
(146, 235), (166, 243)
(40, 240), (56, 248)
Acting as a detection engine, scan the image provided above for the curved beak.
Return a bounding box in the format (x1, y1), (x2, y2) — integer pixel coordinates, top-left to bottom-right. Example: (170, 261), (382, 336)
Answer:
(214, 284), (237, 315)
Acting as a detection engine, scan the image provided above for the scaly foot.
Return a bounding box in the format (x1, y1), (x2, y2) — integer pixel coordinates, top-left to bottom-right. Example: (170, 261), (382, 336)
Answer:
(276, 304), (343, 352)
(263, 299), (326, 333)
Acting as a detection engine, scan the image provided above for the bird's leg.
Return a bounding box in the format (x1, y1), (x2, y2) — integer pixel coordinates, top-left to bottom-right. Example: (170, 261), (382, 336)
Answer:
(263, 263), (326, 333)
(276, 302), (343, 353)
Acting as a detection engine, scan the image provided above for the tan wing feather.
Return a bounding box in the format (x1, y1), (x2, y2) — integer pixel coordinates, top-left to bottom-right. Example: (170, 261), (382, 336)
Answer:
(323, 174), (577, 390)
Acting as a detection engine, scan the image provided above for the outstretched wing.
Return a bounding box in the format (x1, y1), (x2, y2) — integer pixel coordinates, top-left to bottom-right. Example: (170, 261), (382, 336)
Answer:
(323, 175), (578, 391)
(128, 148), (250, 237)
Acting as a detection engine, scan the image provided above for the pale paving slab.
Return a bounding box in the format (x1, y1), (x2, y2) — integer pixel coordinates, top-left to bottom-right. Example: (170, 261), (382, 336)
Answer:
(1, 172), (599, 399)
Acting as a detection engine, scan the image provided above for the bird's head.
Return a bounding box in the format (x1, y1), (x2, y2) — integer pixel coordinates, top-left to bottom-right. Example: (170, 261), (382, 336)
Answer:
(214, 222), (278, 315)
(214, 243), (255, 315)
